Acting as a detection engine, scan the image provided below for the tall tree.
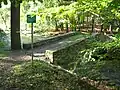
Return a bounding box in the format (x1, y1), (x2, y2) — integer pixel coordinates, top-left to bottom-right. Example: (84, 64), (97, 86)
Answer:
(11, 0), (21, 50)
(0, 0), (21, 50)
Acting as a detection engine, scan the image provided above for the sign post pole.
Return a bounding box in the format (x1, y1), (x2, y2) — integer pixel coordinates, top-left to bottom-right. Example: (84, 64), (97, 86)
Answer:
(27, 14), (36, 68)
(31, 23), (34, 67)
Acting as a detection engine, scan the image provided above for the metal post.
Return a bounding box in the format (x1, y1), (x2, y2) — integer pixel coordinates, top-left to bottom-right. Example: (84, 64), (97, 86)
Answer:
(92, 15), (95, 32)
(87, 14), (89, 30)
(74, 24), (76, 31)
(78, 15), (81, 31)
(66, 22), (68, 33)
(77, 12), (80, 31)
(61, 22), (64, 31)
(82, 12), (84, 28)
(101, 24), (103, 33)
(55, 19), (58, 31)
(31, 23), (34, 67)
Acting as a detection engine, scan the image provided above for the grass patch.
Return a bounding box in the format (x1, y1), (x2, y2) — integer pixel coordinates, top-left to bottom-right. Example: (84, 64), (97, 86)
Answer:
(0, 50), (9, 57)
(3, 61), (97, 90)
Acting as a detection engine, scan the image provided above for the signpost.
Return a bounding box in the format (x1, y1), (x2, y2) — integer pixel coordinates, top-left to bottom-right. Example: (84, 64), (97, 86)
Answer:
(27, 14), (36, 67)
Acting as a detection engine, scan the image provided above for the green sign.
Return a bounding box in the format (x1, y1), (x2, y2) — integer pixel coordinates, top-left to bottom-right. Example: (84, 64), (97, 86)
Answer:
(27, 15), (36, 23)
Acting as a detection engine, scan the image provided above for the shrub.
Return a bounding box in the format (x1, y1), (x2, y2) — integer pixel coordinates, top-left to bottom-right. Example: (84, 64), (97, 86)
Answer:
(0, 29), (7, 48)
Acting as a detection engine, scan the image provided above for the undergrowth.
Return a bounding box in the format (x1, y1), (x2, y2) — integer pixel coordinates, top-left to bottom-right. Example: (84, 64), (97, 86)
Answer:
(3, 61), (97, 90)
(72, 34), (120, 89)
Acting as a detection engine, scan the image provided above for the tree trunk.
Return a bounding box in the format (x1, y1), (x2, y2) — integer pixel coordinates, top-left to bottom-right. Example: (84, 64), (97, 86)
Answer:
(11, 1), (21, 50)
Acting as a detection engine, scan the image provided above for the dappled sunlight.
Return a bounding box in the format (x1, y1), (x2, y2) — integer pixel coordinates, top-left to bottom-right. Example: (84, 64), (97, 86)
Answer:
(0, 0), (120, 89)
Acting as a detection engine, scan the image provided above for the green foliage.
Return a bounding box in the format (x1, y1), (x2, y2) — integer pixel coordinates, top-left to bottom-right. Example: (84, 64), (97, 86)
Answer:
(48, 33), (120, 87)
(0, 50), (8, 57)
(33, 2), (81, 32)
(8, 0), (119, 34)
(76, 0), (120, 31)
(31, 0), (120, 32)
(0, 29), (8, 48)
(72, 35), (120, 88)
(1, 0), (120, 33)
(42, 0), (59, 8)
(74, 45), (120, 89)
(0, 42), (5, 48)
(0, 7), (10, 30)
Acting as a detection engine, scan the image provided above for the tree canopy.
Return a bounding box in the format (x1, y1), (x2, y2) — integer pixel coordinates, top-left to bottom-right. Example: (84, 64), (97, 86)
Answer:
(0, 0), (42, 7)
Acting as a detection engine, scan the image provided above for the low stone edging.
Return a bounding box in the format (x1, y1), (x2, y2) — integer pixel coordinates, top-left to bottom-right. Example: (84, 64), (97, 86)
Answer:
(23, 32), (76, 49)
(45, 37), (88, 70)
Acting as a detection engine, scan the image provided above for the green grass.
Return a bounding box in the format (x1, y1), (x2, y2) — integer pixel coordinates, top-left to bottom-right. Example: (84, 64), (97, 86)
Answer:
(0, 50), (9, 57)
(3, 61), (97, 90)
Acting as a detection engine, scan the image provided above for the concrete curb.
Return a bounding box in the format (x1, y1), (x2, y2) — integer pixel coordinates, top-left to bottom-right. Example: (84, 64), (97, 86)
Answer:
(23, 32), (77, 49)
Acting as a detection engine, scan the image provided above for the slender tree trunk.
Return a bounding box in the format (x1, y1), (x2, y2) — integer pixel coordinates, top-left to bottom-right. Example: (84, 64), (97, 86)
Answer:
(101, 24), (103, 33)
(11, 1), (21, 50)
(91, 16), (95, 32)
